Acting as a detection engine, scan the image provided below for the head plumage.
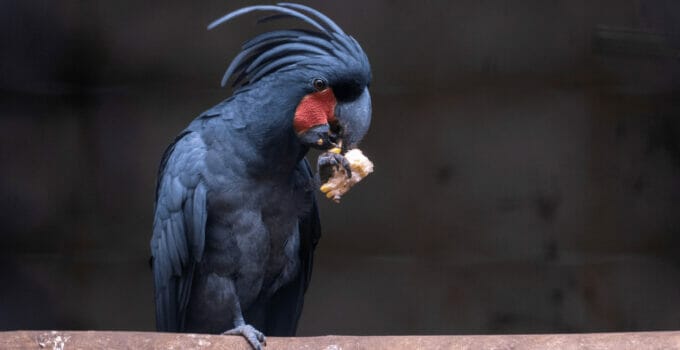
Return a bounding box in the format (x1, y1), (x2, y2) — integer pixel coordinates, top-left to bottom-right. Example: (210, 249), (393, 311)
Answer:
(208, 3), (370, 90)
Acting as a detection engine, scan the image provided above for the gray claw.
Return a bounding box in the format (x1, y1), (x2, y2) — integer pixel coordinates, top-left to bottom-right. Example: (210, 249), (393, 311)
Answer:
(317, 152), (352, 184)
(223, 324), (266, 350)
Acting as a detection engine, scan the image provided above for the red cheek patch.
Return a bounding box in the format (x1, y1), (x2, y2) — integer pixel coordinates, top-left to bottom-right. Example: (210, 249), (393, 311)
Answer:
(293, 88), (337, 134)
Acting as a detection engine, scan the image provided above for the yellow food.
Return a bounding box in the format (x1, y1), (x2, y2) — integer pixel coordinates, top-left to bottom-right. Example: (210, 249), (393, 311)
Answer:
(319, 148), (374, 203)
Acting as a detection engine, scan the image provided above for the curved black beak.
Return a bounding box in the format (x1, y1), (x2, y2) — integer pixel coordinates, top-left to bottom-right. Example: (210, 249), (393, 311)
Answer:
(334, 87), (371, 149)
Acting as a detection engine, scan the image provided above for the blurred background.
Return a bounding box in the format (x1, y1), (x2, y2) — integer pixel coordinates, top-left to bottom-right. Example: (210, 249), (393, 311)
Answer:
(1, 0), (679, 335)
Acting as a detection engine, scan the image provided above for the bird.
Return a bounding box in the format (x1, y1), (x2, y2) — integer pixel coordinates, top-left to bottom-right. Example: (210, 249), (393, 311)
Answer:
(149, 3), (372, 350)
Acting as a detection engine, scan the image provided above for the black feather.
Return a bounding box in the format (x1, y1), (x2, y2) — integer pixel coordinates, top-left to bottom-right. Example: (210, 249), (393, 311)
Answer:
(208, 3), (369, 89)
(151, 132), (208, 332)
(278, 3), (346, 34)
(207, 5), (327, 32)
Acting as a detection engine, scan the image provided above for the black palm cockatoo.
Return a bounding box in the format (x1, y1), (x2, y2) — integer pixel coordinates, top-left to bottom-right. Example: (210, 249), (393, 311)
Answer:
(150, 3), (371, 350)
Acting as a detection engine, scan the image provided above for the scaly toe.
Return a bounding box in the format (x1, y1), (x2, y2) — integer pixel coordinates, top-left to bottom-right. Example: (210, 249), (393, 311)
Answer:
(222, 324), (266, 350)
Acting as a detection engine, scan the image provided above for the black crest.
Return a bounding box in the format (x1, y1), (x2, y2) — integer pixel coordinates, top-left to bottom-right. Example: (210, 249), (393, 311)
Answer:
(208, 3), (370, 90)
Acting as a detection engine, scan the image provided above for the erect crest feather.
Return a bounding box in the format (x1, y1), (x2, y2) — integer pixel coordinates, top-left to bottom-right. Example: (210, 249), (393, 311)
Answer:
(208, 3), (370, 90)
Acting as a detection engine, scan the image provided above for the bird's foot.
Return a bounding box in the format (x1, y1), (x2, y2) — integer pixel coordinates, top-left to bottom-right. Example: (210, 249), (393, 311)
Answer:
(317, 151), (352, 184)
(318, 148), (373, 202)
(222, 324), (266, 350)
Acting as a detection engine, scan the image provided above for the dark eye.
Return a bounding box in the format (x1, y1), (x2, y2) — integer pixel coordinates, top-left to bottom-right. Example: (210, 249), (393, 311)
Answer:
(312, 78), (327, 91)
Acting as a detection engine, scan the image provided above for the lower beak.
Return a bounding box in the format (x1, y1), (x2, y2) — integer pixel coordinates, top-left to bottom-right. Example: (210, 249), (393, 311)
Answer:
(298, 124), (337, 150)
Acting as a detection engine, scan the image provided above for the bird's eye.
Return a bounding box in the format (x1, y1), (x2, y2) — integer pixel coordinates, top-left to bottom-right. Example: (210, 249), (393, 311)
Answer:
(312, 78), (327, 91)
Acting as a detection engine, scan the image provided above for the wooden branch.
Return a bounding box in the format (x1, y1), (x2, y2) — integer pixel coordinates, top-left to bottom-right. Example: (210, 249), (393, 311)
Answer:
(2, 330), (680, 350)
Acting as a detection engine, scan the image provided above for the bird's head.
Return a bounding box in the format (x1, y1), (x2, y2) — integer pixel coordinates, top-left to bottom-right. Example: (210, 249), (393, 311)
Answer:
(209, 3), (372, 151)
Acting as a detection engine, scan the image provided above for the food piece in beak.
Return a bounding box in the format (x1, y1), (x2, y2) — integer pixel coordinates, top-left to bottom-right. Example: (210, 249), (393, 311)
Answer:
(318, 148), (374, 203)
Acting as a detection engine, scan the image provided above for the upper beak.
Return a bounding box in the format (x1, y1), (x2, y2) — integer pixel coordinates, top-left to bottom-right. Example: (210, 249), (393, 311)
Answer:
(334, 87), (372, 149)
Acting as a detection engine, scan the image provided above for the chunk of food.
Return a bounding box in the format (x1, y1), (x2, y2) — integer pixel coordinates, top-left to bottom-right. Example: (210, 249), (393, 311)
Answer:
(319, 148), (374, 203)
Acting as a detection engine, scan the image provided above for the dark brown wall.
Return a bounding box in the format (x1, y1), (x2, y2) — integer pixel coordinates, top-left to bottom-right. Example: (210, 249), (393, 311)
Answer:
(1, 0), (679, 334)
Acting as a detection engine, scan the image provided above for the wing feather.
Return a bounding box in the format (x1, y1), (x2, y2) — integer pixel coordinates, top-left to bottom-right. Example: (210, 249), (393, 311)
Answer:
(151, 131), (207, 332)
(190, 183), (208, 258)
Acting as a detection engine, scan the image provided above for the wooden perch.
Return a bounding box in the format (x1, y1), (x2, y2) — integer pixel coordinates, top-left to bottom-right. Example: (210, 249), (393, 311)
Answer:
(2, 330), (680, 350)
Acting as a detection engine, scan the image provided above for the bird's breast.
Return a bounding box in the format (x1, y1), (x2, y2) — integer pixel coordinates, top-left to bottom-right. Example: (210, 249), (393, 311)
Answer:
(201, 177), (309, 304)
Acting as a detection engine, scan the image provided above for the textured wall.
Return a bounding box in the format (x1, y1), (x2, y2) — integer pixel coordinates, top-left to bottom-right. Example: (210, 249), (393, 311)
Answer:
(1, 0), (679, 334)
